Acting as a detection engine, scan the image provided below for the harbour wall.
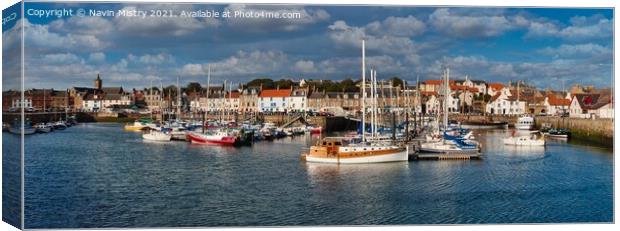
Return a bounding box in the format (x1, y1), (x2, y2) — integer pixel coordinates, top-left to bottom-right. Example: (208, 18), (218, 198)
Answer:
(451, 114), (613, 147)
(534, 116), (613, 147)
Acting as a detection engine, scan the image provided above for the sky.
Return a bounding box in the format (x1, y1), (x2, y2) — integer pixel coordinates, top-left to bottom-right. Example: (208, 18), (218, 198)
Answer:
(1, 2), (614, 91)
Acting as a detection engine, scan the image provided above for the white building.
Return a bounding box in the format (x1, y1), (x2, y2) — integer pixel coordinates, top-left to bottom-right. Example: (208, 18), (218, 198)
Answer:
(569, 94), (613, 119)
(287, 89), (307, 112)
(486, 88), (527, 115)
(258, 89), (291, 112)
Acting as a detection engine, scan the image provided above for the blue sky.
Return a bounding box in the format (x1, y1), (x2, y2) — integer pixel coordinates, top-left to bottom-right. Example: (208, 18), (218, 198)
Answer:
(2, 2), (613, 91)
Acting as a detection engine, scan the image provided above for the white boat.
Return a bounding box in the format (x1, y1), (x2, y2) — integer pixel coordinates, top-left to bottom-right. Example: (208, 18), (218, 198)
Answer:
(8, 120), (36, 135)
(515, 115), (535, 130)
(142, 130), (172, 142)
(35, 123), (52, 133)
(503, 134), (545, 146)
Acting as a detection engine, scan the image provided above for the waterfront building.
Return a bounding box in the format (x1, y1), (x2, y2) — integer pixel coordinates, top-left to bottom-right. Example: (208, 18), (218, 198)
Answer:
(486, 88), (527, 115)
(239, 87), (260, 113)
(307, 91), (324, 112)
(540, 90), (571, 116)
(258, 89), (292, 112)
(423, 93), (440, 114)
(70, 74), (130, 112)
(225, 91), (241, 113)
(487, 83), (505, 96)
(50, 90), (70, 111)
(287, 88), (308, 112)
(569, 94), (613, 119)
(145, 88), (164, 113)
(2, 90), (21, 111)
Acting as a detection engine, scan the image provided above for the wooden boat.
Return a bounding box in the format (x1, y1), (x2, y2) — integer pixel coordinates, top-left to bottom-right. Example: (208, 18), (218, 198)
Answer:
(302, 138), (408, 164)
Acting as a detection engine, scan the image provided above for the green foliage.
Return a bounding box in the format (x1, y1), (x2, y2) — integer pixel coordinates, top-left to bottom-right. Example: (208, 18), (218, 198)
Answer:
(246, 78), (274, 89)
(186, 82), (202, 92)
(388, 77), (404, 87)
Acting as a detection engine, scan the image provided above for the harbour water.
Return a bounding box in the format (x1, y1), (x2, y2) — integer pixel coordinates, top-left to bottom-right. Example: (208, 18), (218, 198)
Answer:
(3, 123), (613, 228)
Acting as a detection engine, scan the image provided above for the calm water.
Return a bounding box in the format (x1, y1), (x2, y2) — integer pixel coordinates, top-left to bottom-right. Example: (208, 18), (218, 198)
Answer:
(4, 123), (613, 228)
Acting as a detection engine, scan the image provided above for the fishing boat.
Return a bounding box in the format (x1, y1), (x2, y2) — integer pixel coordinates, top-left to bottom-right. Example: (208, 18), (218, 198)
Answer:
(308, 126), (323, 134)
(142, 130), (172, 142)
(187, 130), (238, 145)
(542, 128), (570, 139)
(515, 115), (535, 130)
(34, 123), (52, 133)
(302, 138), (408, 164)
(503, 134), (545, 146)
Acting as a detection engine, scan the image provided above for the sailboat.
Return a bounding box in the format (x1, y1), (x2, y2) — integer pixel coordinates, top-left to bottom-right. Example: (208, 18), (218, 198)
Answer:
(142, 129), (172, 142)
(302, 40), (409, 164)
(419, 68), (481, 154)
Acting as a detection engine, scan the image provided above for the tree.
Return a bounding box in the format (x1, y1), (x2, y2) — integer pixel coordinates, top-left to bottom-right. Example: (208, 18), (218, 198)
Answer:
(274, 79), (294, 89)
(388, 77), (404, 88)
(186, 82), (202, 92)
(246, 78), (274, 89)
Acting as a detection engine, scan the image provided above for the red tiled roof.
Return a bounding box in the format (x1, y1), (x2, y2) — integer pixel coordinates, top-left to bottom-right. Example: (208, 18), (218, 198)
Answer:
(424, 80), (455, 85)
(490, 92), (501, 102)
(420, 91), (438, 96)
(259, 89), (292, 98)
(488, 83), (504, 90)
(548, 95), (570, 106)
(226, 91), (240, 99)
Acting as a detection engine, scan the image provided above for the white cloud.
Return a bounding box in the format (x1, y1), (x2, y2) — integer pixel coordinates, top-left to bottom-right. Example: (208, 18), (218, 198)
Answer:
(364, 15), (426, 37)
(524, 14), (612, 41)
(181, 50), (289, 77)
(429, 8), (514, 38)
(49, 16), (113, 35)
(88, 52), (106, 63)
(7, 18), (108, 53)
(327, 20), (417, 56)
(539, 43), (611, 58)
(293, 60), (316, 73)
(42, 53), (83, 64)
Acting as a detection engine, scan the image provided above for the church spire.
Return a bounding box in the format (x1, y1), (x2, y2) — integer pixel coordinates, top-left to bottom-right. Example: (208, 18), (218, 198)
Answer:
(94, 73), (102, 89)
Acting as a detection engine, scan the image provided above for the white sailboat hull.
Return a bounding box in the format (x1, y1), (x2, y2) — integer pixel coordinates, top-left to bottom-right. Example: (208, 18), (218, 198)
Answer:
(503, 137), (545, 146)
(142, 132), (172, 142)
(305, 148), (409, 164)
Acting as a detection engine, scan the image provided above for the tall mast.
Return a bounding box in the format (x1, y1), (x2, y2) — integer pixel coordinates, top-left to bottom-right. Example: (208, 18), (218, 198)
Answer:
(43, 88), (46, 112)
(206, 64), (211, 115)
(361, 40), (366, 142)
(444, 68), (450, 130)
(150, 80), (153, 119)
(176, 75), (181, 120)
